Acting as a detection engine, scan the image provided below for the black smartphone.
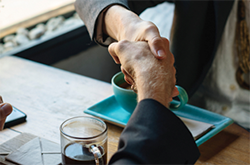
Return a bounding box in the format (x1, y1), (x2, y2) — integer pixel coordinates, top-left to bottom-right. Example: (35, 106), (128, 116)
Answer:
(4, 106), (27, 128)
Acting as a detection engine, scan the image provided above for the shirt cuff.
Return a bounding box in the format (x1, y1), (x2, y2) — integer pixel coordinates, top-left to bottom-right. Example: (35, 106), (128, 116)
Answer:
(94, 2), (130, 46)
(94, 6), (117, 46)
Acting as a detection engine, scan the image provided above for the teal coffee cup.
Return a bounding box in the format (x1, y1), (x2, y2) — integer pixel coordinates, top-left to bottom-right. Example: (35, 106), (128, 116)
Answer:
(111, 72), (188, 113)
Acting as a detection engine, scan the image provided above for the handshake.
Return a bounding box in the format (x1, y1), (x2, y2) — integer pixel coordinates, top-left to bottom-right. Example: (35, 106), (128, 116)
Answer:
(0, 39), (178, 130)
(108, 40), (179, 107)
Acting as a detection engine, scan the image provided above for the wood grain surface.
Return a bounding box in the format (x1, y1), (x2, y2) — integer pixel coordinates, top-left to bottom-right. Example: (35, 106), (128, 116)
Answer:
(0, 56), (249, 164)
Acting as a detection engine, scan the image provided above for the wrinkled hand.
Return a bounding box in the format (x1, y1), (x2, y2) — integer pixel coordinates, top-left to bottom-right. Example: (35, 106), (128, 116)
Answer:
(109, 39), (179, 107)
(120, 20), (167, 59)
(0, 96), (13, 131)
(104, 5), (167, 59)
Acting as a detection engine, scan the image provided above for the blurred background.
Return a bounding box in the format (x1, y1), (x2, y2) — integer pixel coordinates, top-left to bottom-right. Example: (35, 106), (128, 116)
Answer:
(0, 0), (75, 31)
(0, 0), (174, 83)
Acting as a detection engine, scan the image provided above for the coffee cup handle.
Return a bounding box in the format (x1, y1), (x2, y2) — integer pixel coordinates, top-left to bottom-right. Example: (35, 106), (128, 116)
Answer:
(89, 145), (104, 165)
(169, 85), (188, 111)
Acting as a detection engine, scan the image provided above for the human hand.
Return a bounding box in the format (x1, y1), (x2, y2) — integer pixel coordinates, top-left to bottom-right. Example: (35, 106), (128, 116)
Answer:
(0, 96), (13, 131)
(109, 39), (179, 107)
(104, 5), (167, 59)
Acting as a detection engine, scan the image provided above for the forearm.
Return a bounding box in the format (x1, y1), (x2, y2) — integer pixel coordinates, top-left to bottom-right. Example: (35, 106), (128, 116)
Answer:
(103, 5), (142, 41)
(75, 0), (164, 41)
(74, 0), (129, 40)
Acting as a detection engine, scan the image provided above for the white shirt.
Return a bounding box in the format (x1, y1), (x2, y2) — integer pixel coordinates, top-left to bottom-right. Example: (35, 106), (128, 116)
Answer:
(190, 0), (250, 129)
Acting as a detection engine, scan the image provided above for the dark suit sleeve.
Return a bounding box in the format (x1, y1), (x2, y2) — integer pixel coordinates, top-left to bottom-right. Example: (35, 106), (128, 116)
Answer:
(109, 99), (200, 164)
(74, 0), (166, 42)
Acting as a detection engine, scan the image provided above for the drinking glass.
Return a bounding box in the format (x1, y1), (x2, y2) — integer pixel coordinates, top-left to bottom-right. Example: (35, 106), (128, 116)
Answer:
(60, 116), (107, 165)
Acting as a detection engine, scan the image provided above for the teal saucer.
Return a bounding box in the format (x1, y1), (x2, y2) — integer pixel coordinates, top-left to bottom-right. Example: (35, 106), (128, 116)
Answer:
(85, 96), (131, 127)
(84, 95), (233, 146)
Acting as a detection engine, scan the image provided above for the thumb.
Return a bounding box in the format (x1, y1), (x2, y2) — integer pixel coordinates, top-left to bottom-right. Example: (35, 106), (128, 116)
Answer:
(0, 96), (3, 103)
(0, 103), (13, 119)
(167, 86), (179, 103)
(0, 103), (13, 131)
(108, 42), (120, 64)
(147, 36), (169, 60)
(121, 66), (134, 86)
(172, 86), (179, 98)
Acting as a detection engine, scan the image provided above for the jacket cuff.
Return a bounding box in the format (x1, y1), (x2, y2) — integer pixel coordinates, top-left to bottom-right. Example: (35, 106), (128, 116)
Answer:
(75, 0), (129, 46)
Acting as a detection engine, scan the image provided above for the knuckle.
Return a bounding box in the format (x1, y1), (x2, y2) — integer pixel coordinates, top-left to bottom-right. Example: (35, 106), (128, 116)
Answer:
(151, 37), (162, 46)
(117, 40), (129, 52)
(119, 39), (129, 45)
(151, 37), (170, 51)
(136, 44), (150, 59)
(164, 38), (170, 47)
(143, 21), (158, 33)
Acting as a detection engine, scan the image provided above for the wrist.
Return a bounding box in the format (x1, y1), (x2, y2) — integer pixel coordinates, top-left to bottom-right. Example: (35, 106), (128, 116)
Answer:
(104, 5), (141, 41)
(135, 72), (171, 107)
(137, 85), (169, 107)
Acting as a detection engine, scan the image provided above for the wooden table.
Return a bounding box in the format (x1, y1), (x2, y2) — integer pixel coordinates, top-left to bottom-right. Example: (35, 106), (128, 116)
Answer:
(0, 56), (249, 164)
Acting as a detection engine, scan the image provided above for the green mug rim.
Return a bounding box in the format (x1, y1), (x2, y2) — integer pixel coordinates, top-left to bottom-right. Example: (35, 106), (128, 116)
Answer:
(111, 72), (135, 94)
(112, 72), (189, 111)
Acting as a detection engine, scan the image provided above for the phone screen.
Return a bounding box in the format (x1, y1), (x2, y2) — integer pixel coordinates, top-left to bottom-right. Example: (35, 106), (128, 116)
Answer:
(4, 106), (27, 128)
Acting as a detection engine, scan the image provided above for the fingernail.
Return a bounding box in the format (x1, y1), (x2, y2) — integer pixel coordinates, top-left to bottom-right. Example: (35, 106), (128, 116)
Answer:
(157, 50), (165, 57)
(0, 103), (12, 116)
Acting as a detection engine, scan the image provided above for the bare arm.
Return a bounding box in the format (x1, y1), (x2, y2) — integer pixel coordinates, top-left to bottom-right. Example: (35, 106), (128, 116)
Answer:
(104, 5), (168, 59)
(74, 0), (169, 59)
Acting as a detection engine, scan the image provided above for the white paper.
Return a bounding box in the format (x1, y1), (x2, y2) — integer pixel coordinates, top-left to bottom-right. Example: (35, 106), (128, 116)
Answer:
(179, 117), (214, 140)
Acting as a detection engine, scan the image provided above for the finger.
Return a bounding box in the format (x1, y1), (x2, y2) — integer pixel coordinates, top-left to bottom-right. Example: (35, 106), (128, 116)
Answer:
(167, 86), (180, 103)
(0, 118), (6, 131)
(0, 103), (13, 131)
(121, 66), (134, 85)
(148, 37), (167, 59)
(0, 96), (3, 103)
(172, 86), (179, 98)
(162, 37), (172, 58)
(145, 26), (169, 60)
(108, 42), (120, 64)
(0, 103), (13, 119)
